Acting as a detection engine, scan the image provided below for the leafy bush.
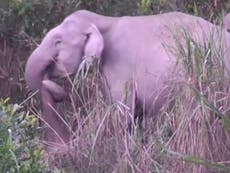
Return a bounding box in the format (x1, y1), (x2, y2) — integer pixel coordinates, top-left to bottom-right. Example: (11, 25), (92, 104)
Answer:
(0, 0), (80, 45)
(0, 98), (45, 173)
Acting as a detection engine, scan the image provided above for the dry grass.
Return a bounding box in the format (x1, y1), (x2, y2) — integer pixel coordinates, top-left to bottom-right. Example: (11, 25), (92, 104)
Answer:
(0, 38), (28, 102)
(24, 26), (230, 173)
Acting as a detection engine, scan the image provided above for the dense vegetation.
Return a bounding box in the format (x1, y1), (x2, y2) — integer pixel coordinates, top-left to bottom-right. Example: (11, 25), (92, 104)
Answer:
(0, 0), (230, 173)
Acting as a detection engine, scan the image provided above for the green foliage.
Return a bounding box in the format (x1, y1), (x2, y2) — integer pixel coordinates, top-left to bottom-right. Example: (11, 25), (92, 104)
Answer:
(0, 98), (45, 173)
(0, 0), (80, 44)
(137, 0), (152, 15)
(183, 0), (230, 19)
(0, 0), (229, 46)
(137, 0), (230, 19)
(80, 0), (138, 16)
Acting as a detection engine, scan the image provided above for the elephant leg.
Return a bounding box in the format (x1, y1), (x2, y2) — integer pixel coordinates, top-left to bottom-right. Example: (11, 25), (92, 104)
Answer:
(127, 89), (136, 133)
(127, 96), (145, 134)
(133, 97), (144, 130)
(41, 80), (70, 150)
(110, 79), (143, 133)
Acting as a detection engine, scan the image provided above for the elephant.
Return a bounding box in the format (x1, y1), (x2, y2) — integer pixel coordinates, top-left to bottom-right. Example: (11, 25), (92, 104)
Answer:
(25, 10), (230, 144)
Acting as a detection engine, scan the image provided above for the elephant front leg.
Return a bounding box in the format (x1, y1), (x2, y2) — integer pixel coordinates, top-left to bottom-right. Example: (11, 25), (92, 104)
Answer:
(41, 79), (70, 150)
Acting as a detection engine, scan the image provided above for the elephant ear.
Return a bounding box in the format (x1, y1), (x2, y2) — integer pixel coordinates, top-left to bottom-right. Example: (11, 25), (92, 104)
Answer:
(84, 24), (104, 58)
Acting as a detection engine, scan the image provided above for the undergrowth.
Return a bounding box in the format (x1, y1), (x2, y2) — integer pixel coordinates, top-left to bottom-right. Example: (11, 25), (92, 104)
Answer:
(0, 98), (45, 173)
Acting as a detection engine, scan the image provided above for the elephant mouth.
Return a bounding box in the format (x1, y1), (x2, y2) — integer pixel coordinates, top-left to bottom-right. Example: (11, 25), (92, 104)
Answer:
(45, 61), (56, 78)
(45, 60), (73, 79)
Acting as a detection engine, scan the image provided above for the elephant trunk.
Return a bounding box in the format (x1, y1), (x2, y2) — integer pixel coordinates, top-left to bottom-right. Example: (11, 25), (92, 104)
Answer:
(25, 46), (53, 91)
(41, 79), (70, 147)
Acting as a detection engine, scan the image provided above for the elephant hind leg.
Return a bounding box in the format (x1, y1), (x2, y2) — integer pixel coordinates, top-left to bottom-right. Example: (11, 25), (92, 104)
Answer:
(127, 84), (144, 133)
(134, 98), (144, 130)
(127, 97), (144, 134)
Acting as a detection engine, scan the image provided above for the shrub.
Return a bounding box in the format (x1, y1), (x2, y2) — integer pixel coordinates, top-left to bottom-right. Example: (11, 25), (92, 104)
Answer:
(0, 98), (45, 173)
(0, 0), (80, 45)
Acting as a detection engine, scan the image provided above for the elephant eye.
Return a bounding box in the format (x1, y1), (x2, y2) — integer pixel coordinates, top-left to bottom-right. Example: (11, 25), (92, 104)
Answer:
(55, 40), (62, 47)
(227, 28), (230, 33)
(86, 33), (91, 40)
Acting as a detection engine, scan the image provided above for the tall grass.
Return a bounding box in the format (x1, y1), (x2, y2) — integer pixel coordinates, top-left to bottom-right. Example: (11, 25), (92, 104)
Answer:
(159, 25), (230, 173)
(28, 26), (230, 173)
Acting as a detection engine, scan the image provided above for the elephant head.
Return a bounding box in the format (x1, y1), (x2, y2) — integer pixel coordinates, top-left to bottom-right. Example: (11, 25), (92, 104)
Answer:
(25, 18), (104, 91)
